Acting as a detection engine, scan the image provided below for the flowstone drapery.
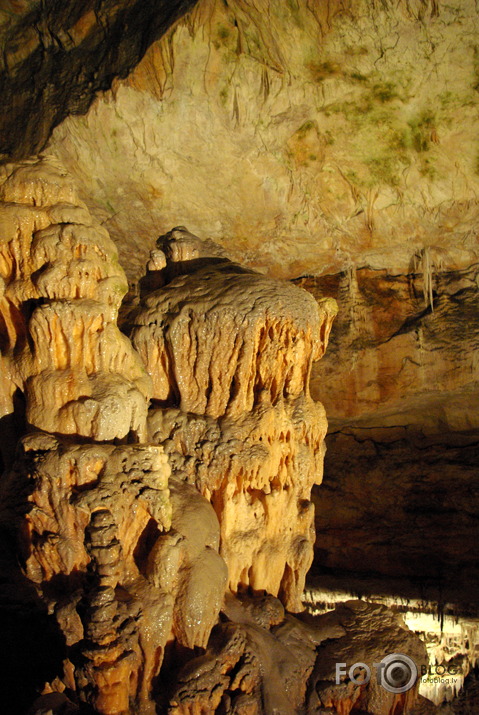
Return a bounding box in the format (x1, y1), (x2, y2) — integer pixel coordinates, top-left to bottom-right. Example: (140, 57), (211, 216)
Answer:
(0, 160), (227, 714)
(0, 156), (150, 446)
(130, 226), (338, 612)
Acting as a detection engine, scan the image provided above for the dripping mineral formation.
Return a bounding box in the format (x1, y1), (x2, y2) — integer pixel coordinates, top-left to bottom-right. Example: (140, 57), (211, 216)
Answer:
(130, 226), (338, 612)
(0, 161), (428, 714)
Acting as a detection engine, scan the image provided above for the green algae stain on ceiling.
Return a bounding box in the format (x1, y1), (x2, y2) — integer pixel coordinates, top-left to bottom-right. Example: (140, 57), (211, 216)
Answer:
(48, 0), (479, 281)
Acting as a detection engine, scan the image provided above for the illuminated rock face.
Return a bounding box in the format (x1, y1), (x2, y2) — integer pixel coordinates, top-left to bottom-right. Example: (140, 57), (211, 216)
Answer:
(297, 264), (479, 423)
(0, 164), (228, 714)
(10, 436), (172, 714)
(130, 226), (337, 611)
(168, 598), (427, 715)
(3, 432), (227, 714)
(0, 155), (151, 451)
(48, 0), (479, 286)
(40, 0), (479, 474)
(0, 162), (428, 715)
(0, 0), (473, 711)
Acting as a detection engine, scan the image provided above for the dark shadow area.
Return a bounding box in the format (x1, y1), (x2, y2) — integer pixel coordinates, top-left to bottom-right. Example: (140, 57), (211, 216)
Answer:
(0, 449), (72, 713)
(0, 537), (67, 715)
(0, 0), (200, 161)
(311, 428), (479, 615)
(155, 639), (203, 713)
(0, 388), (27, 474)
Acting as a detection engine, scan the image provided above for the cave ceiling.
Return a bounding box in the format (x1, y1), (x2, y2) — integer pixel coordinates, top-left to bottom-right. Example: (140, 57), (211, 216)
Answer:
(0, 0), (199, 160)
(1, 0), (478, 286)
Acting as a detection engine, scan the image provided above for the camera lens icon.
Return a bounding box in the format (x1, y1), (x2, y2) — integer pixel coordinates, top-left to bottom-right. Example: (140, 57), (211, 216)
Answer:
(376, 653), (418, 694)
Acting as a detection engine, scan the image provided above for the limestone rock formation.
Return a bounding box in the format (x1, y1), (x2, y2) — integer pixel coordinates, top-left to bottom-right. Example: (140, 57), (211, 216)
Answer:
(303, 582), (479, 713)
(1, 433), (174, 713)
(169, 597), (427, 715)
(0, 155), (151, 460)
(0, 0), (475, 711)
(38, 1), (479, 564)
(0, 353), (227, 714)
(0, 157), (441, 715)
(299, 258), (479, 628)
(309, 600), (428, 715)
(130, 226), (337, 611)
(0, 164), (229, 713)
(297, 262), (479, 424)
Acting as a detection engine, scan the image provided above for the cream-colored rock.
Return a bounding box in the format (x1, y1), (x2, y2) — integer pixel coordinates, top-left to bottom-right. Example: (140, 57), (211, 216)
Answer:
(169, 597), (426, 715)
(131, 227), (336, 611)
(131, 227), (336, 418)
(148, 398), (328, 611)
(0, 155), (151, 446)
(0, 156), (82, 207)
(41, 0), (479, 446)
(148, 478), (228, 649)
(24, 301), (150, 440)
(48, 0), (479, 285)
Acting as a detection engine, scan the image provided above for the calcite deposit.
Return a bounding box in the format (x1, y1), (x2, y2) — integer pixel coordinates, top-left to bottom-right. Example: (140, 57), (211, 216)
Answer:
(297, 262), (479, 423)
(0, 158), (432, 715)
(169, 598), (427, 715)
(1, 433), (228, 714)
(130, 226), (337, 611)
(0, 155), (151, 456)
(0, 164), (229, 713)
(0, 0), (476, 712)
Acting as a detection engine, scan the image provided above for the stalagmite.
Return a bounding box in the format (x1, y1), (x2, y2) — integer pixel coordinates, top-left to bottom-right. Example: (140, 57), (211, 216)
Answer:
(0, 164), (228, 713)
(0, 155), (151, 448)
(130, 226), (338, 612)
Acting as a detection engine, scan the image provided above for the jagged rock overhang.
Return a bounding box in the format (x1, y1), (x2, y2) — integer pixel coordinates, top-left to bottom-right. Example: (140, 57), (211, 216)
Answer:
(0, 0), (200, 161)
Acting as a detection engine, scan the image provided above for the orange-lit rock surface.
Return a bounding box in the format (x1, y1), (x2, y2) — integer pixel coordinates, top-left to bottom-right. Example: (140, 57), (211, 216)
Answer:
(0, 0), (475, 711)
(0, 162), (436, 714)
(1, 416), (227, 713)
(299, 260), (479, 614)
(130, 226), (337, 611)
(0, 155), (151, 455)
